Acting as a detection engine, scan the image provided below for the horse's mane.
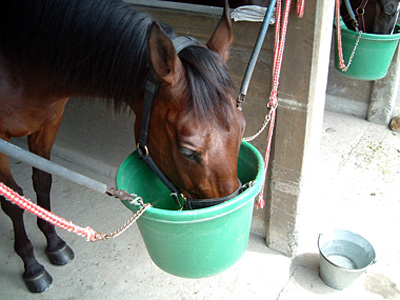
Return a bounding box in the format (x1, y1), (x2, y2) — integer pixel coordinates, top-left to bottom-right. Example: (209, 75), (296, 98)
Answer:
(0, 0), (235, 120)
(0, 0), (152, 111)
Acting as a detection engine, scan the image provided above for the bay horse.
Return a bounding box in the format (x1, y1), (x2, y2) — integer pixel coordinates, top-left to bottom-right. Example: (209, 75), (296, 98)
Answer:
(0, 0), (245, 293)
(341, 0), (400, 33)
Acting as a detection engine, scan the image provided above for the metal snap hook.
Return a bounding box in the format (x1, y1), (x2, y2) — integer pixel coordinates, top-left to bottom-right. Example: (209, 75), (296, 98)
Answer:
(128, 196), (144, 206)
(236, 93), (245, 111)
(170, 192), (186, 210)
(137, 143), (149, 157)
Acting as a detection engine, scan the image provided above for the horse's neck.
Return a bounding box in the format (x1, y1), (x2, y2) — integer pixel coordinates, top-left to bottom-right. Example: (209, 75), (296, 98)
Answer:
(0, 0), (152, 106)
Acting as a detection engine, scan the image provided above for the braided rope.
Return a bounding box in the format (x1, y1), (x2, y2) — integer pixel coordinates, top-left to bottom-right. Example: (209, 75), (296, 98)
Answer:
(335, 0), (362, 72)
(243, 0), (305, 142)
(297, 0), (305, 18)
(255, 0), (305, 209)
(0, 181), (149, 242)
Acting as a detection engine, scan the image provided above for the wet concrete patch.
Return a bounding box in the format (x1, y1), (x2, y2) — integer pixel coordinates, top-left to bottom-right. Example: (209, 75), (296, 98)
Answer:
(364, 272), (400, 300)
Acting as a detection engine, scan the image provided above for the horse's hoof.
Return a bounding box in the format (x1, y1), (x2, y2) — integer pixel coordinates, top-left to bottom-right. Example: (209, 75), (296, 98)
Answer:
(24, 269), (53, 293)
(45, 244), (75, 265)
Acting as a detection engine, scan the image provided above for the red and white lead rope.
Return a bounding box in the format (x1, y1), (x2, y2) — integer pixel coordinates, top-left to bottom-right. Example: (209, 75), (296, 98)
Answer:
(256, 0), (305, 209)
(296, 0), (305, 18)
(335, 0), (362, 72)
(0, 181), (98, 241)
(0, 181), (150, 241)
(335, 0), (347, 70)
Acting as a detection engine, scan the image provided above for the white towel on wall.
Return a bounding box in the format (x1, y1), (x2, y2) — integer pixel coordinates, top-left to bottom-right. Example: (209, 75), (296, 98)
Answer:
(230, 5), (275, 23)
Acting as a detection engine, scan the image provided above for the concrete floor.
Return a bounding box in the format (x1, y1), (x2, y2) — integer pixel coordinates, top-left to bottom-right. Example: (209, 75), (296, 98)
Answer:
(0, 110), (399, 299)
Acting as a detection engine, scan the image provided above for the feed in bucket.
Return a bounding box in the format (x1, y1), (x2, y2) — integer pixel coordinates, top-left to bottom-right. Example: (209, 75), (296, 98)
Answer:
(116, 141), (264, 278)
(318, 229), (376, 289)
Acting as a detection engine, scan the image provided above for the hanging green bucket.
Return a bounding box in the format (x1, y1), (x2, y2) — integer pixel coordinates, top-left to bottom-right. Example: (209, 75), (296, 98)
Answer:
(334, 22), (400, 80)
(116, 141), (264, 278)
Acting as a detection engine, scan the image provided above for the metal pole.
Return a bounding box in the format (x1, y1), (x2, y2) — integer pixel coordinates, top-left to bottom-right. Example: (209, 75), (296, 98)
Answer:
(0, 138), (107, 194)
(343, 0), (356, 23)
(237, 0), (277, 106)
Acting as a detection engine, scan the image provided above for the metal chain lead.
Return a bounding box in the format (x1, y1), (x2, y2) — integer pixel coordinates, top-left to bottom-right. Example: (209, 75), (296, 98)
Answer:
(340, 30), (362, 72)
(91, 203), (151, 242)
(243, 105), (277, 142)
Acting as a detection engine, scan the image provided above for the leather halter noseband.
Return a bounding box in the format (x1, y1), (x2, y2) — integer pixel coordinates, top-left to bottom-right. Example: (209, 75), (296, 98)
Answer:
(137, 35), (243, 210)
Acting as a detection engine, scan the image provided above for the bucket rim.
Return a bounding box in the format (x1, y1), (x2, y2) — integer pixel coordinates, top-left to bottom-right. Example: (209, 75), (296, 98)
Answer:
(117, 141), (265, 223)
(334, 22), (400, 41)
(139, 189), (257, 223)
(318, 229), (377, 272)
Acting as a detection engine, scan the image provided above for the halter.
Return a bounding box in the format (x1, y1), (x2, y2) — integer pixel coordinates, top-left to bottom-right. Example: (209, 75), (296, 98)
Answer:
(343, 0), (400, 33)
(137, 35), (243, 210)
(342, 0), (370, 32)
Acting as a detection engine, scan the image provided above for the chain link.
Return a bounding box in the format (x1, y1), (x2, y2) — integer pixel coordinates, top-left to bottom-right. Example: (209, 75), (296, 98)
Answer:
(91, 203), (151, 242)
(339, 30), (362, 72)
(243, 105), (277, 142)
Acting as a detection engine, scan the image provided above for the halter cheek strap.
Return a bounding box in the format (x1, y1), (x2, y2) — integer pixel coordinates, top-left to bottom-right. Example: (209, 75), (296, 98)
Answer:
(355, 0), (370, 32)
(138, 36), (199, 208)
(137, 66), (184, 206)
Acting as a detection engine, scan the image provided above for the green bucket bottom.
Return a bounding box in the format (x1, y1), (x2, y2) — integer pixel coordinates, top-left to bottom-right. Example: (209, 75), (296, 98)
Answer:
(334, 22), (400, 80)
(116, 141), (264, 278)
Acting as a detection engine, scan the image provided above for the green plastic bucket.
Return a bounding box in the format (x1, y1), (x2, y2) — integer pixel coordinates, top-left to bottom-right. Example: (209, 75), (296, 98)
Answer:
(334, 22), (400, 80)
(116, 141), (264, 278)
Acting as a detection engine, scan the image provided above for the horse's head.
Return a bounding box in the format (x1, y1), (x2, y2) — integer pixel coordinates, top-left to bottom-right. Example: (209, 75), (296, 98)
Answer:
(373, 0), (400, 34)
(342, 0), (400, 34)
(136, 6), (245, 203)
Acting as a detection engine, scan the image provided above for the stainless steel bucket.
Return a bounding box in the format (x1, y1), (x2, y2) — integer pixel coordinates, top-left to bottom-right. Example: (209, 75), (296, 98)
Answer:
(318, 229), (376, 289)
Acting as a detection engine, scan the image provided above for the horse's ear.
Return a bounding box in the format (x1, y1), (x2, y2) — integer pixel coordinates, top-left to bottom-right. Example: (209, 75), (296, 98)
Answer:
(206, 0), (233, 61)
(148, 22), (182, 85)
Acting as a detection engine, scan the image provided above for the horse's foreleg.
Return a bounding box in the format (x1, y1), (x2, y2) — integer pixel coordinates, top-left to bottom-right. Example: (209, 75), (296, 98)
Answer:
(27, 120), (74, 266)
(0, 152), (53, 292)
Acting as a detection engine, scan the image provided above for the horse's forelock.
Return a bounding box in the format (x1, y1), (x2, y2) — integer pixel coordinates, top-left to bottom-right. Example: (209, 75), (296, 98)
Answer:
(178, 46), (236, 125)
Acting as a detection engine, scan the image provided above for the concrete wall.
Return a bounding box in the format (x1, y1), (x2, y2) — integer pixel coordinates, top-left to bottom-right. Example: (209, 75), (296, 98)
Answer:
(56, 100), (136, 179)
(326, 41), (400, 122)
(326, 52), (372, 118)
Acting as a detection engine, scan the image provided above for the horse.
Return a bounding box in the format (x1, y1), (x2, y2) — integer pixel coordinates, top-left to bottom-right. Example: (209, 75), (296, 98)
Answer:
(0, 0), (245, 293)
(341, 0), (400, 33)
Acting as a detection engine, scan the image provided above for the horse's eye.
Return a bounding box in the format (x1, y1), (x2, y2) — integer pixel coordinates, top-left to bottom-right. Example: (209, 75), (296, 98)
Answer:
(384, 13), (392, 21)
(179, 147), (201, 163)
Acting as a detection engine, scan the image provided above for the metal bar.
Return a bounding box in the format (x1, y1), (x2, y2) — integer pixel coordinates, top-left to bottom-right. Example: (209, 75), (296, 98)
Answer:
(343, 0), (356, 22)
(0, 138), (108, 194)
(238, 0), (277, 100)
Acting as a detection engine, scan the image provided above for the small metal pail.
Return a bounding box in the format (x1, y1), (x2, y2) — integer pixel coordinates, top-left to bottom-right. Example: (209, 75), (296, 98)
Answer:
(318, 229), (376, 289)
